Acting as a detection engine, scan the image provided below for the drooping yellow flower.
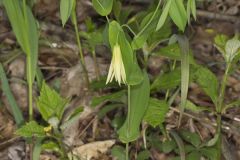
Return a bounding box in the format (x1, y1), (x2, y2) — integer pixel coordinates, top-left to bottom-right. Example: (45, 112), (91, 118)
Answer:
(106, 43), (126, 85)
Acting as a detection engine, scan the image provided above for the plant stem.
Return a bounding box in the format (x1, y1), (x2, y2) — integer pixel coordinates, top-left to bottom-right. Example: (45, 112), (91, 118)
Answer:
(216, 63), (231, 159)
(71, 10), (89, 87)
(27, 56), (33, 121)
(217, 63), (231, 112)
(92, 50), (100, 80)
(126, 143), (129, 160)
(126, 85), (131, 160)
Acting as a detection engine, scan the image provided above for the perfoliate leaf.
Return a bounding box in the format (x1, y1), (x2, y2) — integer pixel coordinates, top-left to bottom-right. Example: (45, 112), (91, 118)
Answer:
(118, 71), (150, 143)
(144, 98), (169, 127)
(92, 0), (113, 16)
(169, 0), (187, 31)
(16, 121), (45, 138)
(36, 82), (69, 121)
(60, 0), (75, 26)
(3, 0), (39, 84)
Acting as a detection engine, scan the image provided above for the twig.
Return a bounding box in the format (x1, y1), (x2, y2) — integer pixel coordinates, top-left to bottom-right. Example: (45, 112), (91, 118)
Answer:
(197, 10), (240, 23)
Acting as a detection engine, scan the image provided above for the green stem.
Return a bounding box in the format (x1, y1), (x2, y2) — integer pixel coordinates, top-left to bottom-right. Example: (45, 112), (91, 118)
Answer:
(27, 56), (33, 121)
(71, 10), (89, 87)
(92, 50), (100, 80)
(126, 85), (131, 160)
(126, 143), (129, 160)
(217, 63), (231, 112)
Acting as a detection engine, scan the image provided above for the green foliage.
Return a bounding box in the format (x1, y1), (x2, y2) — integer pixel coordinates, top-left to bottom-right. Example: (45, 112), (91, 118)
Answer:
(15, 121), (45, 138)
(169, 0), (187, 31)
(0, 63), (24, 127)
(179, 130), (201, 148)
(111, 145), (126, 160)
(36, 82), (69, 122)
(118, 71), (150, 143)
(92, 0), (113, 16)
(144, 98), (169, 127)
(192, 65), (219, 106)
(60, 0), (75, 26)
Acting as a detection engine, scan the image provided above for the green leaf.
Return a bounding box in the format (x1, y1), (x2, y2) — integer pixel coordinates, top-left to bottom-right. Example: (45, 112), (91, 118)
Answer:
(60, 0), (75, 26)
(154, 44), (195, 64)
(0, 63), (24, 127)
(16, 121), (45, 138)
(132, 10), (161, 50)
(60, 107), (83, 130)
(214, 34), (228, 57)
(136, 150), (150, 160)
(187, 0), (197, 23)
(36, 81), (69, 121)
(111, 145), (126, 160)
(42, 141), (61, 153)
(144, 98), (169, 127)
(108, 21), (143, 85)
(118, 71), (150, 143)
(193, 65), (219, 106)
(186, 151), (201, 160)
(156, 0), (172, 31)
(169, 0), (187, 31)
(200, 147), (218, 160)
(3, 0), (39, 83)
(91, 90), (126, 107)
(92, 0), (113, 16)
(185, 100), (211, 113)
(179, 130), (201, 147)
(151, 68), (181, 91)
(162, 140), (177, 153)
(98, 104), (123, 119)
(225, 37), (240, 62)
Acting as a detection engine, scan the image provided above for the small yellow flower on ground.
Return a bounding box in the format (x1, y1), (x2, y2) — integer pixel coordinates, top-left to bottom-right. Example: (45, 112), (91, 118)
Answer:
(106, 43), (126, 85)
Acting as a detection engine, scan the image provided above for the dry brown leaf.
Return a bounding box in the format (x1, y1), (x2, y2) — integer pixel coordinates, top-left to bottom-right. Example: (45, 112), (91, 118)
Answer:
(72, 140), (115, 160)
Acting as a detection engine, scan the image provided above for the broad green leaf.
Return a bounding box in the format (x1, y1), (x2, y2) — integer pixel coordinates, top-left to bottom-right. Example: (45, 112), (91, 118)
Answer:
(136, 150), (150, 160)
(144, 98), (169, 128)
(36, 82), (69, 121)
(118, 71), (150, 143)
(15, 121), (45, 138)
(111, 145), (126, 160)
(200, 147), (218, 160)
(0, 63), (24, 127)
(92, 0), (113, 16)
(186, 151), (201, 160)
(91, 90), (126, 107)
(113, 0), (122, 20)
(3, 0), (39, 84)
(169, 0), (187, 31)
(108, 21), (143, 85)
(154, 44), (195, 64)
(162, 140), (177, 153)
(193, 65), (219, 106)
(156, 0), (172, 31)
(151, 68), (181, 91)
(179, 130), (201, 147)
(60, 0), (75, 26)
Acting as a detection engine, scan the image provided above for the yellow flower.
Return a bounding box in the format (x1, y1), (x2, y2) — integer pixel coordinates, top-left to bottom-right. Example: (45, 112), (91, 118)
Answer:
(44, 125), (52, 133)
(106, 43), (126, 85)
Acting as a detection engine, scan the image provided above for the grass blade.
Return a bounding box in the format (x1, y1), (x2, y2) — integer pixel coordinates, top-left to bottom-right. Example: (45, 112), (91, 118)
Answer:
(0, 63), (24, 127)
